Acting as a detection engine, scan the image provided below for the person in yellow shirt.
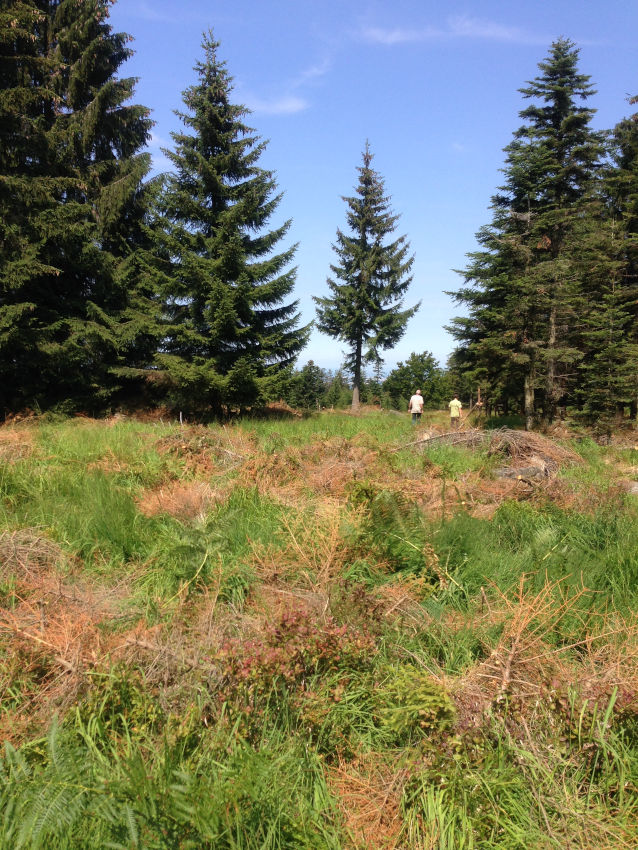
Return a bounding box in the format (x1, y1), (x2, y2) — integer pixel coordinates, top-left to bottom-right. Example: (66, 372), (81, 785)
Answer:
(448, 395), (462, 429)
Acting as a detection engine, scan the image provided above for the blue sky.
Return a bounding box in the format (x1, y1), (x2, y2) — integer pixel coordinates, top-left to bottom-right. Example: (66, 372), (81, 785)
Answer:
(108, 0), (638, 375)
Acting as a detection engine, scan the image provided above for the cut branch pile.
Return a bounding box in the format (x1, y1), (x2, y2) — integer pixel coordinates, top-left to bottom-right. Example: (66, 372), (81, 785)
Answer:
(0, 529), (66, 580)
(407, 428), (582, 480)
(156, 425), (250, 475)
(486, 428), (581, 474)
(452, 577), (638, 733)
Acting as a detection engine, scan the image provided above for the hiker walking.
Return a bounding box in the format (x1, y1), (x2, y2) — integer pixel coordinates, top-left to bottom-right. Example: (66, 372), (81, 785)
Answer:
(448, 395), (462, 429)
(408, 389), (424, 424)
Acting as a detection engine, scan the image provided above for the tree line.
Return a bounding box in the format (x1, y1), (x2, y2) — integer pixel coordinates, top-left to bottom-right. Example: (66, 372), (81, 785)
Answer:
(448, 39), (638, 433)
(285, 352), (450, 412)
(2, 5), (637, 426)
(1, 0), (418, 418)
(1, 3), (309, 417)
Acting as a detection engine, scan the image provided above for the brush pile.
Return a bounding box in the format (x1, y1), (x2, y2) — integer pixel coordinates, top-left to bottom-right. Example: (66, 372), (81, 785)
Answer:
(419, 427), (581, 479)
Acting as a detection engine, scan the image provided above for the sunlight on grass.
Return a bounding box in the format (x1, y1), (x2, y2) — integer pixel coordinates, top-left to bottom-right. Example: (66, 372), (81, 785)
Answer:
(0, 413), (637, 847)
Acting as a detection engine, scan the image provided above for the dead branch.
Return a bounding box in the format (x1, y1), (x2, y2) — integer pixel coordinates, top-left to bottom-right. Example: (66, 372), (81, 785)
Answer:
(0, 621), (76, 673)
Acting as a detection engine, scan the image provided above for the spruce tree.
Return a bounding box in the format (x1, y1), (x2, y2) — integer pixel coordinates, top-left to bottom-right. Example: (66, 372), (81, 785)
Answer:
(148, 32), (308, 415)
(314, 143), (418, 409)
(600, 94), (638, 423)
(449, 39), (604, 427)
(324, 370), (351, 409)
(0, 0), (153, 413)
(518, 39), (604, 421)
(287, 360), (327, 409)
(609, 95), (638, 255)
(574, 214), (638, 434)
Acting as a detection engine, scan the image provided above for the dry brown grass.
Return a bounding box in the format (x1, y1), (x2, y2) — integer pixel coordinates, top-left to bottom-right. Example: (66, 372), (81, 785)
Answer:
(136, 480), (227, 519)
(0, 574), (219, 742)
(1, 421), (635, 775)
(374, 575), (432, 626)
(0, 425), (35, 462)
(250, 502), (353, 589)
(464, 476), (529, 518)
(577, 616), (638, 714)
(327, 753), (407, 850)
(0, 597), (108, 740)
(155, 424), (253, 477)
(240, 436), (380, 502)
(226, 426), (590, 528)
(0, 528), (67, 580)
(0, 529), (142, 738)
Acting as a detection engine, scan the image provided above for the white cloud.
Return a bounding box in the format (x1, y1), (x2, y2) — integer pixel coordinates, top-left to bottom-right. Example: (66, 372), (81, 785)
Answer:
(448, 15), (541, 43)
(361, 15), (545, 46)
(245, 94), (309, 115)
(361, 26), (439, 45)
(123, 2), (180, 24)
(241, 55), (330, 117)
(293, 57), (333, 87)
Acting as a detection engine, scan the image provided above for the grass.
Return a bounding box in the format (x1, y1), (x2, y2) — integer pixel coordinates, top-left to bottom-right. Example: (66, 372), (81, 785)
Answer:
(242, 408), (415, 448)
(0, 411), (637, 848)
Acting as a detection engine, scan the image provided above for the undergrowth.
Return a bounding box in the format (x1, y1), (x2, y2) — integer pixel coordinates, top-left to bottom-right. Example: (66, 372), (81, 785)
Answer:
(0, 414), (637, 848)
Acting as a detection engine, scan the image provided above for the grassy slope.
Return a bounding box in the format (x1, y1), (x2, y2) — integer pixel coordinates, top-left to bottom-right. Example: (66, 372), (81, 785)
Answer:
(0, 411), (637, 849)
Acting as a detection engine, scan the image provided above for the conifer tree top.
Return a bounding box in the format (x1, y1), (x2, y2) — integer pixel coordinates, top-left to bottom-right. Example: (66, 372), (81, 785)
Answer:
(314, 142), (418, 404)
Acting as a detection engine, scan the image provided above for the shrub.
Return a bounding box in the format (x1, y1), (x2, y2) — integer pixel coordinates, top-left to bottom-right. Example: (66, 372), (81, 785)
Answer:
(376, 666), (455, 745)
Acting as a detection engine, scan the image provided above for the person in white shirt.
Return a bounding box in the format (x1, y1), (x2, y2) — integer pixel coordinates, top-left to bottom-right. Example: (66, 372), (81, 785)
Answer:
(408, 389), (424, 424)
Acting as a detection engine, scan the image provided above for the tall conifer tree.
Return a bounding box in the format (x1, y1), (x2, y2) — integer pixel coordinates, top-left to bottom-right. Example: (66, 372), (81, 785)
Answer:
(314, 143), (418, 408)
(148, 33), (308, 415)
(573, 213), (638, 433)
(0, 0), (152, 413)
(598, 94), (638, 422)
(449, 39), (604, 427)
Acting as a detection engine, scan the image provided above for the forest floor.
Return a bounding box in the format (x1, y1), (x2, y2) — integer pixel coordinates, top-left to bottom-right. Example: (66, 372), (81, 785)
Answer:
(0, 409), (637, 848)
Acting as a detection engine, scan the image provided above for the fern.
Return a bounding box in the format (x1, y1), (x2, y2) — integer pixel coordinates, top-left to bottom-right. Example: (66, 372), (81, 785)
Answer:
(0, 713), (345, 849)
(122, 803), (139, 847)
(357, 487), (432, 574)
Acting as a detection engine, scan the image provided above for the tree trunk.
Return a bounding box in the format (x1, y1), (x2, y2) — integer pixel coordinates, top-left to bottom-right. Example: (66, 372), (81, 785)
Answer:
(546, 304), (557, 424)
(351, 340), (362, 410)
(524, 371), (535, 432)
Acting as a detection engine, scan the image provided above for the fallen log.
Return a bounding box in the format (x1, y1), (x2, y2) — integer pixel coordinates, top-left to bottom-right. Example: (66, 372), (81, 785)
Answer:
(494, 465), (547, 479)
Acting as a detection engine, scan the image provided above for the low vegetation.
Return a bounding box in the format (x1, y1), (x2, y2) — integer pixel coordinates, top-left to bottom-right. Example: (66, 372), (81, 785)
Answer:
(1, 410), (637, 848)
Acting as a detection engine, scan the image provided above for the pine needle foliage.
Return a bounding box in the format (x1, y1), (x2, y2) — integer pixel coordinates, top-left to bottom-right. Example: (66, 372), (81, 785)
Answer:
(0, 0), (153, 414)
(147, 32), (309, 416)
(314, 142), (419, 409)
(449, 39), (605, 427)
